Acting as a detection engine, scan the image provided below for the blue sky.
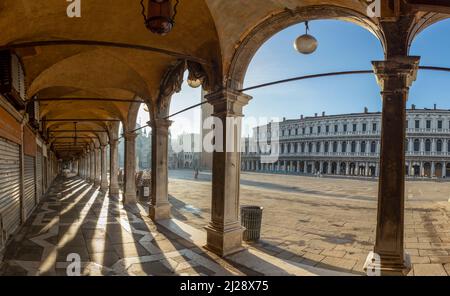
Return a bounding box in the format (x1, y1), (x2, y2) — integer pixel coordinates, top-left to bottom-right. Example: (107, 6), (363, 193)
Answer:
(138, 18), (450, 137)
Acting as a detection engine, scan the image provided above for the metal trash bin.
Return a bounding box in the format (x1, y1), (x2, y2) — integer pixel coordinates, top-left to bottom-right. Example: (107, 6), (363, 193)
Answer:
(240, 206), (263, 241)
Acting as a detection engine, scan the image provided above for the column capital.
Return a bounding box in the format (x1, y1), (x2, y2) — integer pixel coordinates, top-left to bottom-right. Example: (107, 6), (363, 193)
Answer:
(148, 118), (173, 130)
(372, 56), (421, 90)
(109, 138), (119, 146)
(123, 132), (138, 141)
(205, 88), (252, 117)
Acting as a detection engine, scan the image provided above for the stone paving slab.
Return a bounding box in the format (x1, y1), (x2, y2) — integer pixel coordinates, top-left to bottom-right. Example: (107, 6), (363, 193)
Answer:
(168, 170), (450, 276)
(1, 176), (347, 276)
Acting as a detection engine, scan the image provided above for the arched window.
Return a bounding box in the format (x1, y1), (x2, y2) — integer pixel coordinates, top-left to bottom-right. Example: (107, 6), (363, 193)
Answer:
(301, 143), (305, 153)
(361, 141), (366, 153)
(425, 139), (431, 152)
(437, 140), (442, 152)
(371, 141), (377, 153)
(308, 142), (313, 153)
(316, 142), (321, 153)
(333, 141), (338, 153)
(342, 141), (347, 153)
(414, 139), (420, 152)
(351, 141), (356, 153)
(324, 142), (329, 153)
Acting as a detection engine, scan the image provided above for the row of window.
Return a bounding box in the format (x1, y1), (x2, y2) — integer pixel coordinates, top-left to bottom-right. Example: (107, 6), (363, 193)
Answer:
(408, 119), (450, 129)
(409, 139), (450, 152)
(248, 138), (450, 154)
(275, 118), (450, 138)
(280, 122), (377, 137)
(279, 141), (378, 154)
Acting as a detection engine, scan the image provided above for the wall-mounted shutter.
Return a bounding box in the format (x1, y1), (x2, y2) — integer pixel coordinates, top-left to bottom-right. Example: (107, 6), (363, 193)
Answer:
(23, 155), (36, 219)
(0, 136), (21, 244)
(36, 148), (43, 202)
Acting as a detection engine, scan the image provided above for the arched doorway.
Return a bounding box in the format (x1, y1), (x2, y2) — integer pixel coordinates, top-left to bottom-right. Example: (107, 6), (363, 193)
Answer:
(331, 162), (337, 175)
(435, 163), (443, 178)
(340, 162), (346, 175)
(323, 162), (329, 174)
(423, 162), (431, 177)
(413, 164), (421, 177)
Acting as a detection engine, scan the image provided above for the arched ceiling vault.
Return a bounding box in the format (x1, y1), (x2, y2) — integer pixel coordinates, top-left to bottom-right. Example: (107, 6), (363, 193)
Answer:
(1, 0), (450, 159)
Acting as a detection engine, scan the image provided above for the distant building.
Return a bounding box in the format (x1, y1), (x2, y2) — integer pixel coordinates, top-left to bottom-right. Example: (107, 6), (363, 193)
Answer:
(242, 106), (450, 179)
(171, 133), (201, 169)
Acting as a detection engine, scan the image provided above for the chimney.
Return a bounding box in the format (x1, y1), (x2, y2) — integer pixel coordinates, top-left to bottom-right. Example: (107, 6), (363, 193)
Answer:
(283, 117), (286, 122)
(314, 113), (318, 117)
(322, 111), (325, 117)
(434, 104), (437, 110)
(364, 107), (368, 113)
(300, 115), (304, 120)
(412, 104), (416, 110)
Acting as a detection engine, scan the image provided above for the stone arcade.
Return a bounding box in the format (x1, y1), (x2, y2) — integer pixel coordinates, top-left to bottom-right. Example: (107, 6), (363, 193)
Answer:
(1, 0), (450, 276)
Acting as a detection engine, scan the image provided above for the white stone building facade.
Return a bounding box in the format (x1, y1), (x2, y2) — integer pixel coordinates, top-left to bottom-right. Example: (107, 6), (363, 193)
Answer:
(242, 108), (450, 179)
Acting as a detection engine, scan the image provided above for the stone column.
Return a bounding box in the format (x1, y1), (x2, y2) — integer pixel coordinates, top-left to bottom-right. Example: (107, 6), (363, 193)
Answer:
(204, 88), (252, 257)
(78, 157), (82, 177)
(109, 139), (120, 196)
(319, 161), (323, 174)
(100, 145), (109, 192)
(90, 149), (95, 183)
(364, 56), (420, 276)
(123, 132), (137, 204)
(443, 162), (447, 178)
(149, 118), (172, 220)
(86, 153), (90, 180)
(431, 162), (436, 178)
(346, 162), (350, 175)
(94, 147), (101, 186)
(337, 162), (341, 175)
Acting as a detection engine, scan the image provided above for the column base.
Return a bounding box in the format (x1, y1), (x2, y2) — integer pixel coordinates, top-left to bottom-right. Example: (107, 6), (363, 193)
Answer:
(363, 251), (411, 276)
(100, 182), (109, 192)
(109, 185), (120, 196)
(123, 192), (137, 205)
(204, 223), (245, 257)
(149, 203), (171, 221)
(94, 179), (101, 186)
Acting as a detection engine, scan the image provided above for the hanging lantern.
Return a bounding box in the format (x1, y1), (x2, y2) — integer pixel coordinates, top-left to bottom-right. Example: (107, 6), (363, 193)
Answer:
(140, 0), (180, 35)
(187, 74), (204, 88)
(294, 21), (318, 55)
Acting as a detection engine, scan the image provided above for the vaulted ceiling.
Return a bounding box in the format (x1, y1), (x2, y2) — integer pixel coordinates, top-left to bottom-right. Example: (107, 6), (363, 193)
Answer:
(0, 0), (449, 159)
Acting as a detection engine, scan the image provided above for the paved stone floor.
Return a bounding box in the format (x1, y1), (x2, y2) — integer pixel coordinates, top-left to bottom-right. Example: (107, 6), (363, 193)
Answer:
(0, 177), (262, 276)
(3, 172), (450, 276)
(168, 170), (450, 276)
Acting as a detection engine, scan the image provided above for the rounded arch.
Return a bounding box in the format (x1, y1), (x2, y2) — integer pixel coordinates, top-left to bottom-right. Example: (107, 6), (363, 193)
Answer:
(226, 5), (385, 89)
(407, 12), (450, 52)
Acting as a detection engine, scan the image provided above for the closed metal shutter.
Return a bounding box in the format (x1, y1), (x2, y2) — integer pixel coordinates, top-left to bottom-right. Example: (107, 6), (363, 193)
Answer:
(36, 149), (42, 202)
(0, 137), (21, 242)
(23, 155), (36, 219)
